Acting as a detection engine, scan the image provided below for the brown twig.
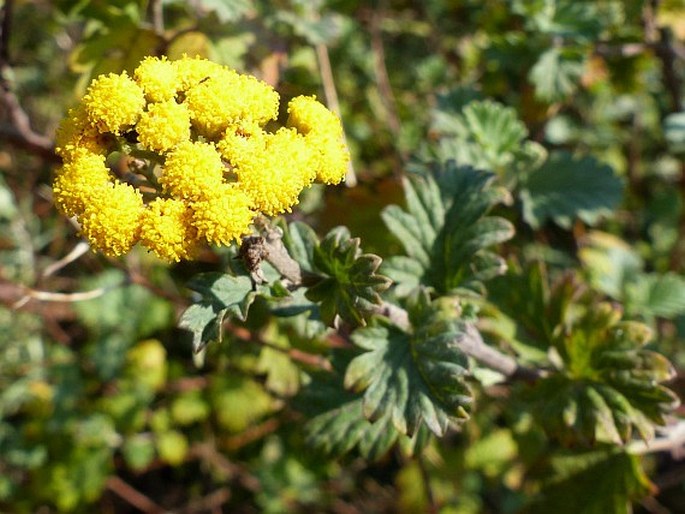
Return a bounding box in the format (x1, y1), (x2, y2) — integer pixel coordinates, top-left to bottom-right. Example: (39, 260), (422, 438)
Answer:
(178, 488), (231, 514)
(222, 417), (281, 451)
(0, 0), (58, 161)
(369, 6), (402, 140)
(315, 41), (357, 187)
(106, 476), (166, 514)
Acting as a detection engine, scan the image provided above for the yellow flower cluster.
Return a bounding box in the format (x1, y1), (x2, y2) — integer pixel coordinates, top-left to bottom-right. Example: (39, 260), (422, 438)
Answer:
(53, 56), (350, 261)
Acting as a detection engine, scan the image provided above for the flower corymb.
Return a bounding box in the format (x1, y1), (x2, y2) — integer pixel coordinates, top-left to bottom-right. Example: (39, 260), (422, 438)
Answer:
(53, 56), (350, 261)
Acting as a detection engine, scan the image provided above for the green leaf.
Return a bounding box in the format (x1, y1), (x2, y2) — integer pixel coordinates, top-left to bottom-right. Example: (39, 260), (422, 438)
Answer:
(76, 269), (173, 381)
(70, 15), (161, 87)
(515, 0), (606, 40)
(210, 375), (274, 433)
(529, 47), (585, 103)
(296, 356), (416, 460)
(487, 262), (568, 357)
(305, 226), (391, 327)
(178, 303), (225, 354)
(430, 100), (547, 178)
(257, 325), (302, 397)
(279, 220), (319, 272)
(275, 10), (346, 45)
(345, 289), (472, 436)
(625, 272), (685, 319)
(578, 231), (643, 299)
(170, 390), (210, 426)
(122, 434), (155, 472)
(195, 0), (252, 23)
(381, 162), (514, 296)
(179, 271), (257, 353)
(527, 301), (679, 444)
(519, 151), (623, 229)
(526, 448), (654, 514)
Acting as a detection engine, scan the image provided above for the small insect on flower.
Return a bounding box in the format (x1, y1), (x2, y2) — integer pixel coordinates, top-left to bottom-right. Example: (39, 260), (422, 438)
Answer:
(53, 55), (350, 262)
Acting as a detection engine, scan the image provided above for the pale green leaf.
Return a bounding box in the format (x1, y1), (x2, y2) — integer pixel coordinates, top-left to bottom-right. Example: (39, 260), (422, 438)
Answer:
(195, 0), (252, 23)
(529, 47), (585, 103)
(519, 151), (623, 228)
(625, 272), (685, 318)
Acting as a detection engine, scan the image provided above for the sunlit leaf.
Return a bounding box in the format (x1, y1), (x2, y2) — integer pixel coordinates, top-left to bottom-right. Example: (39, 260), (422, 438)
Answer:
(381, 162), (513, 296)
(431, 100), (546, 177)
(527, 301), (678, 444)
(179, 271), (258, 353)
(519, 151), (623, 228)
(529, 47), (585, 103)
(195, 0), (252, 23)
(625, 272), (685, 318)
(579, 231), (643, 299)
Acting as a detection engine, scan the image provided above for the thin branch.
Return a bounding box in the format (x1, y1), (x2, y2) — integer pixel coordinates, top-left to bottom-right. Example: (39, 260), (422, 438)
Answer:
(0, 0), (58, 161)
(12, 283), (120, 309)
(178, 488), (231, 514)
(148, 0), (165, 36)
(315, 43), (357, 187)
(250, 226), (543, 382)
(106, 476), (166, 514)
(644, 0), (683, 112)
(222, 417), (281, 451)
(0, 87), (58, 160)
(460, 324), (543, 381)
(41, 242), (90, 278)
(369, 6), (401, 139)
(261, 226), (303, 285)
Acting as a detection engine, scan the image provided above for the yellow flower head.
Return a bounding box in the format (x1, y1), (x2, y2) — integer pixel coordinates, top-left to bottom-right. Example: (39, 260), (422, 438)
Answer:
(53, 149), (112, 217)
(78, 182), (144, 256)
(82, 72), (146, 135)
(308, 132), (350, 185)
(53, 56), (351, 261)
(159, 141), (225, 201)
(217, 120), (267, 164)
(134, 56), (180, 102)
(231, 128), (316, 215)
(55, 105), (110, 160)
(137, 100), (191, 153)
(171, 55), (225, 92)
(287, 95), (340, 136)
(192, 184), (255, 246)
(184, 68), (279, 136)
(287, 95), (349, 184)
(140, 198), (200, 261)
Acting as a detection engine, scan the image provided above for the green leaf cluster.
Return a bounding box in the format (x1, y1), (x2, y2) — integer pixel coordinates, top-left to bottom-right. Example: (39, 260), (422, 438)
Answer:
(382, 161), (514, 296)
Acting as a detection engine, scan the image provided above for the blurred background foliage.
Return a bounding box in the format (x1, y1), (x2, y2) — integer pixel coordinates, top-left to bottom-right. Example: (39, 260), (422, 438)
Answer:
(1, 0), (685, 512)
